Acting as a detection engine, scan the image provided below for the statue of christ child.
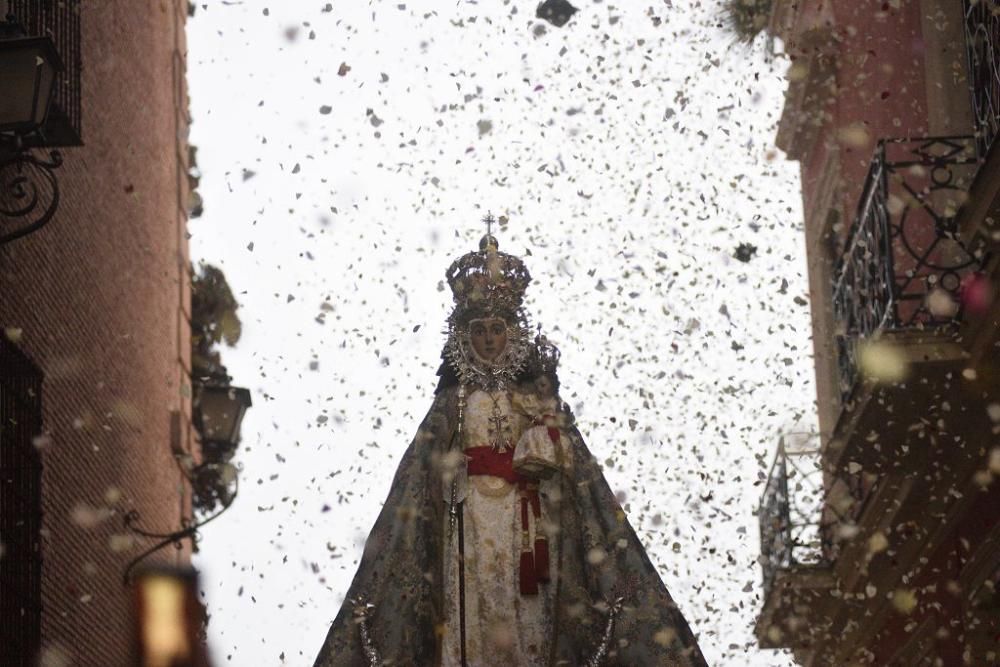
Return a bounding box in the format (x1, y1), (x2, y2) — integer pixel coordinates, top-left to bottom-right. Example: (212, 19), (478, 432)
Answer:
(511, 335), (569, 481)
(312, 231), (706, 667)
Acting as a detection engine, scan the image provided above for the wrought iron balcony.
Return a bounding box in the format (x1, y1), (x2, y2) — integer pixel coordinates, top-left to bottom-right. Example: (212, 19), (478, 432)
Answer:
(758, 434), (828, 597)
(831, 137), (986, 400)
(758, 433), (881, 600)
(965, 0), (1000, 158)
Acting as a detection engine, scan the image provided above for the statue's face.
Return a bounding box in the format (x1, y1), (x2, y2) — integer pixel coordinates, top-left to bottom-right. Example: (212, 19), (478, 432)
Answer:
(469, 318), (508, 361)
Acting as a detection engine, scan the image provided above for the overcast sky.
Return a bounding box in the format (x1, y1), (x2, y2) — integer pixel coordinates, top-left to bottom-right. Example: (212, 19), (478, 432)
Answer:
(186, 1), (813, 664)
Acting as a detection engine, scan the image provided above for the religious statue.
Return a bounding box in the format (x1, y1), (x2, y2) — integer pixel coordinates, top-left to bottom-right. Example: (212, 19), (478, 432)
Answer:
(313, 223), (706, 666)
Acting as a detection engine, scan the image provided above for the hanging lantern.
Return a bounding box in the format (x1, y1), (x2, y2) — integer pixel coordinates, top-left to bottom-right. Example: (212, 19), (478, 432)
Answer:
(0, 14), (70, 246)
(193, 381), (252, 462)
(0, 17), (63, 138)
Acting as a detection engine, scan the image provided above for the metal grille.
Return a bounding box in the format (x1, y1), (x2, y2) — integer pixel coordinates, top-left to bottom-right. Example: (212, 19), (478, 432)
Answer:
(965, 0), (1000, 158)
(758, 434), (826, 596)
(8, 0), (83, 146)
(0, 337), (44, 667)
(758, 434), (881, 600)
(831, 137), (984, 400)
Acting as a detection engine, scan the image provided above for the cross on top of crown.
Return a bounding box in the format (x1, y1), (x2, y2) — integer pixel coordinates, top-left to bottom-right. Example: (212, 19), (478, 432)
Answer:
(482, 212), (495, 238)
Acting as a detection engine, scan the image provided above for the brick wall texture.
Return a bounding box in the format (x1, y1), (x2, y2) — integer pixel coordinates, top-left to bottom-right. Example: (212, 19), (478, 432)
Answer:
(0, 1), (195, 664)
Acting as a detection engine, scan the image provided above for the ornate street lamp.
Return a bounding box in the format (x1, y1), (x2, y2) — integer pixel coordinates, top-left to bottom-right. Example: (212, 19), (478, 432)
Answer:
(0, 13), (65, 246)
(193, 379), (252, 463)
(123, 375), (252, 584)
(0, 15), (61, 135)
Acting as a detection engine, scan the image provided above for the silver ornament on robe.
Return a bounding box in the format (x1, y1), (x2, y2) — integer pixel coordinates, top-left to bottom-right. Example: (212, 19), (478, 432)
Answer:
(350, 596), (381, 667)
(586, 596), (625, 667)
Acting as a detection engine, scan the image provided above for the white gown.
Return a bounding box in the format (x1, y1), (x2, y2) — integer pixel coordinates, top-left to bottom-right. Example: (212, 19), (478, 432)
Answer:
(441, 388), (561, 666)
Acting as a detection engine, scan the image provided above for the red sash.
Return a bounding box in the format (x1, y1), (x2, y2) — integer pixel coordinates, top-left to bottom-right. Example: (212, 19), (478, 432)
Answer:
(464, 446), (550, 594)
(465, 446), (522, 484)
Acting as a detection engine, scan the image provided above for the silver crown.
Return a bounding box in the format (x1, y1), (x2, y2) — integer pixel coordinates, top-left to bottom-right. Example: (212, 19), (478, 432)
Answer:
(532, 333), (561, 377)
(445, 235), (531, 325)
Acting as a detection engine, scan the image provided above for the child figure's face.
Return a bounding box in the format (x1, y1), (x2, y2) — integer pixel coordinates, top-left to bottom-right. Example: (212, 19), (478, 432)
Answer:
(534, 374), (556, 399)
(517, 379), (536, 395)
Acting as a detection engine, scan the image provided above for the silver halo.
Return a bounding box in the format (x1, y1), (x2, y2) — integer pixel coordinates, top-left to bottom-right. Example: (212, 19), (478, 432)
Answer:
(444, 321), (532, 391)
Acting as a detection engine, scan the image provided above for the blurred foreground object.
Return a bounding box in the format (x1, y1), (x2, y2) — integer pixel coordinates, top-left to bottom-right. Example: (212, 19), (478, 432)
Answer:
(722, 0), (773, 46)
(131, 567), (212, 667)
(536, 0), (577, 28)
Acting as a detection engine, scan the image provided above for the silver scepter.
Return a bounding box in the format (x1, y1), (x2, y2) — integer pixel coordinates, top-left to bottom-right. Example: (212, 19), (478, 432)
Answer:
(586, 595), (625, 667)
(350, 596), (382, 667)
(448, 385), (467, 537)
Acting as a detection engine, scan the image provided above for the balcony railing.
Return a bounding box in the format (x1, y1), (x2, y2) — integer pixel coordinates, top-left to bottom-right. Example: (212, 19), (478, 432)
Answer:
(759, 434), (881, 600)
(831, 137), (985, 400)
(759, 434), (827, 596)
(965, 0), (1000, 158)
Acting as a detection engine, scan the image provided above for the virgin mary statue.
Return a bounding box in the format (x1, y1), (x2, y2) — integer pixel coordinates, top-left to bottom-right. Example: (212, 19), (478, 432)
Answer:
(313, 230), (706, 666)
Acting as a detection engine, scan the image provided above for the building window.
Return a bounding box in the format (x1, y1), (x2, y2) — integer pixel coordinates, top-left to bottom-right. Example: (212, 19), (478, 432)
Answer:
(0, 338), (44, 666)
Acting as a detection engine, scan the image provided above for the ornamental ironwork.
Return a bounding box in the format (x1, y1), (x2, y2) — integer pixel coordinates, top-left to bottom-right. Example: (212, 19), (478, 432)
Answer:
(0, 147), (62, 245)
(758, 433), (876, 600)
(1, 0), (82, 245)
(121, 477), (237, 585)
(121, 457), (239, 584)
(964, 0), (1000, 158)
(831, 137), (984, 400)
(758, 434), (827, 597)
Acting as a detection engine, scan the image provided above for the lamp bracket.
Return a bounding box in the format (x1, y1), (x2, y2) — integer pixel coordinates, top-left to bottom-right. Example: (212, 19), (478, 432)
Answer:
(0, 143), (62, 245)
(121, 475), (238, 585)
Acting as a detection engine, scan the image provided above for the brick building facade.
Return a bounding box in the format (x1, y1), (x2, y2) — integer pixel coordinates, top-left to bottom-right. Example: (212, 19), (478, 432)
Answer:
(1, 1), (197, 664)
(755, 1), (1000, 665)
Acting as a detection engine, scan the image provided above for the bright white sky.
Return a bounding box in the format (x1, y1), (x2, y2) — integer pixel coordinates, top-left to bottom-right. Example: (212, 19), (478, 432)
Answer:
(187, 1), (813, 665)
